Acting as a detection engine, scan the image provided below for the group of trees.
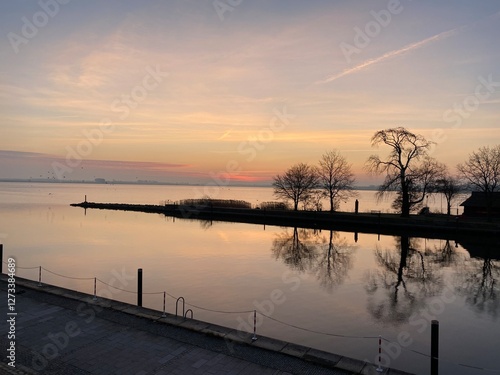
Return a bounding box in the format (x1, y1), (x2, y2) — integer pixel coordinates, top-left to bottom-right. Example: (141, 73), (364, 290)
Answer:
(273, 150), (356, 211)
(273, 127), (500, 217)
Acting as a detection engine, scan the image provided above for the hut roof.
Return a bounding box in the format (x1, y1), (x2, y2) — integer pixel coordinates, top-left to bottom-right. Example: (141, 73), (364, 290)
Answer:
(460, 192), (500, 208)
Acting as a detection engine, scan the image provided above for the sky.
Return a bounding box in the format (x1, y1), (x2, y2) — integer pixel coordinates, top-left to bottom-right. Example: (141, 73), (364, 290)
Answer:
(1, 0), (499, 185)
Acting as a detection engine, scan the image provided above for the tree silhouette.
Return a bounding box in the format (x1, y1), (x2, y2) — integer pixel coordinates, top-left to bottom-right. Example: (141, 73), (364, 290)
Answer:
(272, 163), (319, 211)
(366, 127), (438, 217)
(457, 145), (500, 220)
(435, 173), (465, 216)
(317, 150), (356, 212)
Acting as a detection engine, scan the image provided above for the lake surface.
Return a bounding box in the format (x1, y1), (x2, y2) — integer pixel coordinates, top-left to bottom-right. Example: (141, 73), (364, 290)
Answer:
(0, 182), (497, 375)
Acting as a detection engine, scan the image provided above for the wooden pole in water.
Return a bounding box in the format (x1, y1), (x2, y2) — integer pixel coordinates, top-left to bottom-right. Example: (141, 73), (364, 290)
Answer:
(431, 320), (439, 375)
(137, 268), (143, 307)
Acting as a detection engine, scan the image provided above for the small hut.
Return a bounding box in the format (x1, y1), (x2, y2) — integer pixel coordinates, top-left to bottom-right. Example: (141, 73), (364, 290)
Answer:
(460, 192), (500, 217)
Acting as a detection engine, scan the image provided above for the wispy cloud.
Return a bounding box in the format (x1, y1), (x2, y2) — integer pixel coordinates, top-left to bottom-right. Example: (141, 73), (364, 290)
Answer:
(318, 28), (460, 84)
(218, 130), (232, 140)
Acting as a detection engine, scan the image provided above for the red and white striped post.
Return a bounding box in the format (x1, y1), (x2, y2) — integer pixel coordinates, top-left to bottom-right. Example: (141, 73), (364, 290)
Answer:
(162, 292), (167, 318)
(252, 310), (257, 341)
(376, 335), (384, 372)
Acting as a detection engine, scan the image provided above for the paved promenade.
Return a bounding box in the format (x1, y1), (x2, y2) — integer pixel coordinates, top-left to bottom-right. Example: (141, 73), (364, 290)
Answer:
(0, 277), (410, 375)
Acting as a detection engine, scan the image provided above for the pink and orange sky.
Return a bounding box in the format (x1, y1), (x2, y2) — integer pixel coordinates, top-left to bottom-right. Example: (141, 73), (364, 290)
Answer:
(1, 0), (499, 185)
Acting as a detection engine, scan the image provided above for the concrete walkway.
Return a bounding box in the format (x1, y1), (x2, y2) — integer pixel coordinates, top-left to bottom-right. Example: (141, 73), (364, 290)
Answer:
(0, 278), (410, 375)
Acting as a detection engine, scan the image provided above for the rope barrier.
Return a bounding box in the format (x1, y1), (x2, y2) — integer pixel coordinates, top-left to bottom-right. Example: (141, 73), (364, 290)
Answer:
(95, 278), (164, 295)
(381, 337), (500, 373)
(259, 312), (379, 340)
(41, 267), (94, 280)
(95, 278), (137, 294)
(164, 291), (253, 314)
(5, 262), (500, 373)
(185, 303), (254, 315)
(2, 261), (39, 270)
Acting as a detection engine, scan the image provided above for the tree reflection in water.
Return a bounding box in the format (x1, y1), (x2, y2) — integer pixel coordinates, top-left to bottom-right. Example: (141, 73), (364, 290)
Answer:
(364, 236), (444, 325)
(271, 228), (355, 291)
(453, 245), (500, 318)
(313, 230), (356, 292)
(271, 227), (500, 322)
(271, 227), (318, 273)
(430, 239), (464, 267)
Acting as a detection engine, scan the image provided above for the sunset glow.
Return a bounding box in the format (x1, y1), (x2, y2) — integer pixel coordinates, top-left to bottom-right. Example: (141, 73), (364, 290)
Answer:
(1, 1), (499, 185)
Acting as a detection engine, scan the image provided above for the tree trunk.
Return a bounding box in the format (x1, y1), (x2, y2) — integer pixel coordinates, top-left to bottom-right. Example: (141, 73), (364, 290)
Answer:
(401, 182), (410, 217)
(446, 201), (451, 216)
(330, 196), (334, 212)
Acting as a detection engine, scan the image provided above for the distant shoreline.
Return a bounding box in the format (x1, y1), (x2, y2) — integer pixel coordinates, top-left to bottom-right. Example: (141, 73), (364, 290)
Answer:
(0, 179), (380, 191)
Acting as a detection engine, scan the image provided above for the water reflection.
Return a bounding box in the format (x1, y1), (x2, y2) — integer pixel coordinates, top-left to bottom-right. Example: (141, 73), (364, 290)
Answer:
(430, 239), (463, 267)
(455, 258), (500, 318)
(365, 236), (444, 325)
(271, 227), (318, 272)
(271, 228), (356, 291)
(312, 230), (356, 292)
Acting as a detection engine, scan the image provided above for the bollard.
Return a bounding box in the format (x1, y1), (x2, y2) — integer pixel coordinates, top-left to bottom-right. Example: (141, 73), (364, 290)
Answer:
(137, 268), (143, 307)
(93, 277), (97, 301)
(0, 244), (3, 274)
(38, 266), (42, 286)
(431, 320), (439, 375)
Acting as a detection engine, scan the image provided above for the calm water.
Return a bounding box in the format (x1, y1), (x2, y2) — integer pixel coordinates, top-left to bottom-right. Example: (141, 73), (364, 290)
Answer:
(0, 182), (497, 375)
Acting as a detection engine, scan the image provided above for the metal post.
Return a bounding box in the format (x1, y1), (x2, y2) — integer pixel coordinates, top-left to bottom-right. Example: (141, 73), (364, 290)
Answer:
(376, 335), (383, 372)
(93, 277), (97, 300)
(162, 292), (166, 317)
(0, 244), (3, 274)
(137, 268), (143, 307)
(252, 310), (257, 341)
(431, 320), (439, 375)
(38, 266), (42, 286)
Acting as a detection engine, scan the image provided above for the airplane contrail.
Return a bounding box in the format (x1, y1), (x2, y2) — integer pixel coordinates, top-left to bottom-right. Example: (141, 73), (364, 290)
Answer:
(318, 27), (461, 84)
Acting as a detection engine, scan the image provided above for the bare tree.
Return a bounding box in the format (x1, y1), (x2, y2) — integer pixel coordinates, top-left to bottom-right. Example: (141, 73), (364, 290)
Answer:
(272, 163), (319, 211)
(366, 127), (435, 217)
(457, 145), (500, 218)
(435, 172), (464, 216)
(317, 150), (356, 212)
(390, 157), (445, 213)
